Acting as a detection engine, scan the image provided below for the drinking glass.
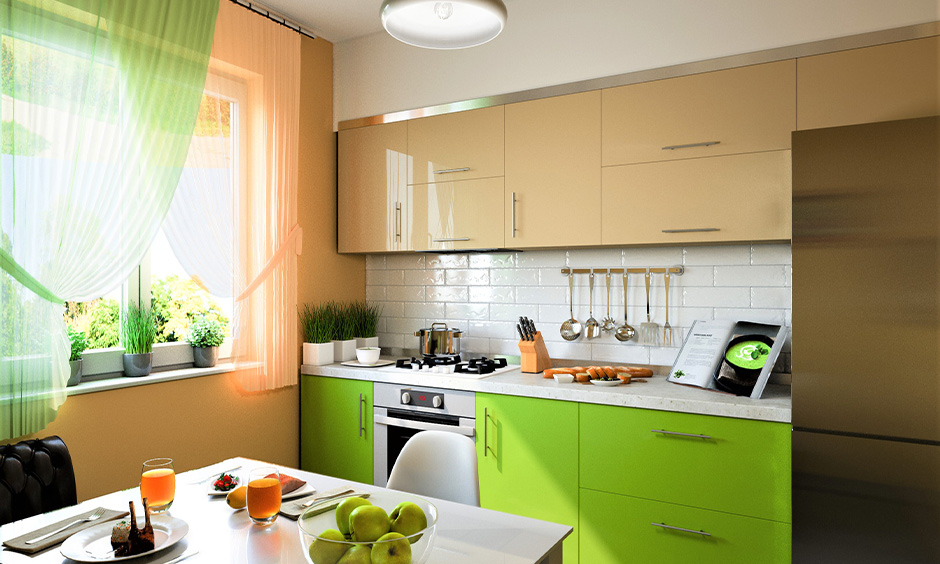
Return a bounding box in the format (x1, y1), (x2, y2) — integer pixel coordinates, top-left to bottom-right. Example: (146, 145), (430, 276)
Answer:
(247, 467), (281, 526)
(140, 458), (175, 514)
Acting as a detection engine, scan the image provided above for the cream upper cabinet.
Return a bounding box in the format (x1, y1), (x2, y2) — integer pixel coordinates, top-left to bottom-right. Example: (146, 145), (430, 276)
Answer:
(412, 177), (505, 251)
(407, 106), (504, 185)
(338, 121), (413, 253)
(505, 91), (602, 247)
(797, 36), (940, 130)
(602, 60), (796, 166)
(602, 151), (792, 245)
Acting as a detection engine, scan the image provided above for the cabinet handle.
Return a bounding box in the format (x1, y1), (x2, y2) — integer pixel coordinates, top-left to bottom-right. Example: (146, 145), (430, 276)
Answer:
(433, 167), (471, 174)
(395, 203), (402, 241)
(661, 141), (720, 151)
(651, 429), (712, 440)
(511, 192), (517, 238)
(432, 237), (471, 242)
(484, 408), (497, 459)
(661, 228), (720, 234)
(359, 393), (366, 438)
(651, 522), (712, 537)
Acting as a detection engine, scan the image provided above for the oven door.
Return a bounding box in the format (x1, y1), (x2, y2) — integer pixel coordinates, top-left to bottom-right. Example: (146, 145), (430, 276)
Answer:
(373, 406), (475, 487)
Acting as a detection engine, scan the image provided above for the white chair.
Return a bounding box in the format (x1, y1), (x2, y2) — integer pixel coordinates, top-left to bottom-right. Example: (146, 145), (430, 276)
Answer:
(387, 430), (481, 506)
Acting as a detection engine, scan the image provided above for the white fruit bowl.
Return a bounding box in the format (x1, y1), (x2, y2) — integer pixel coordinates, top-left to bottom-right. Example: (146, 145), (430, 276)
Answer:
(298, 490), (438, 564)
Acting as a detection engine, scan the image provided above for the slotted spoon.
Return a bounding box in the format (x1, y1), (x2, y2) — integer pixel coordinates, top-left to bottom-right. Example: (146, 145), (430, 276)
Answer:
(602, 271), (617, 332)
(560, 272), (582, 341)
(585, 272), (600, 339)
(663, 270), (673, 345)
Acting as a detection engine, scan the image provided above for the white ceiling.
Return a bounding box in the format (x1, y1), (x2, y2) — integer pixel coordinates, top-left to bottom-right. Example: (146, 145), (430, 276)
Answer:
(257, 0), (385, 43)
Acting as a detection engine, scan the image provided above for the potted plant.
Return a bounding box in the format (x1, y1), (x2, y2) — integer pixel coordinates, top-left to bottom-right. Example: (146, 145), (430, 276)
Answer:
(331, 301), (357, 362)
(300, 303), (334, 366)
(66, 326), (87, 386)
(188, 316), (225, 368)
(354, 300), (382, 349)
(121, 303), (156, 377)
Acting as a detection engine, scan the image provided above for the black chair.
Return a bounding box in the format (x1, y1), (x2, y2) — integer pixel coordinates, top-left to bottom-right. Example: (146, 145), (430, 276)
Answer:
(0, 435), (77, 525)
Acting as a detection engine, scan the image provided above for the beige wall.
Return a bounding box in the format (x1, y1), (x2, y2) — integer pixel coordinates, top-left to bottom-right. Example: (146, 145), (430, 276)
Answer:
(6, 34), (366, 502)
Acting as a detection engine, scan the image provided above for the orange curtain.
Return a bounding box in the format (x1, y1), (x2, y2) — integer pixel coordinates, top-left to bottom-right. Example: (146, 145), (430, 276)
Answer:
(208, 1), (300, 392)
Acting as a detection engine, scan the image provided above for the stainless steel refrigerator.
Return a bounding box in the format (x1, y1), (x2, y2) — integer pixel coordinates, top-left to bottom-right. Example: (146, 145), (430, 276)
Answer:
(792, 116), (940, 563)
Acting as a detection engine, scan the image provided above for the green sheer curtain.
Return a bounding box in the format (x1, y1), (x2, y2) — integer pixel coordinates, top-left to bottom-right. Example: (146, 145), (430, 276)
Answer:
(0, 0), (219, 440)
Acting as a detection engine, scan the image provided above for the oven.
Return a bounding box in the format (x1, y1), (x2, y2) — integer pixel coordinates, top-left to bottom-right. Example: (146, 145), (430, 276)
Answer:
(373, 382), (476, 487)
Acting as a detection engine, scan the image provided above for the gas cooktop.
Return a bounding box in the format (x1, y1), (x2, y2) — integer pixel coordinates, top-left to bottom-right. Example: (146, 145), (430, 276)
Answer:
(384, 355), (519, 379)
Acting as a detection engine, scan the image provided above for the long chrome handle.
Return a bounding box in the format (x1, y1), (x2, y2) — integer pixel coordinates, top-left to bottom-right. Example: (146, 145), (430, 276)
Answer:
(374, 415), (475, 437)
(433, 167), (471, 174)
(651, 429), (712, 440)
(651, 522), (711, 537)
(359, 394), (366, 437)
(661, 141), (720, 151)
(432, 237), (471, 242)
(511, 192), (517, 238)
(661, 228), (720, 233)
(484, 408), (497, 458)
(395, 203), (402, 241)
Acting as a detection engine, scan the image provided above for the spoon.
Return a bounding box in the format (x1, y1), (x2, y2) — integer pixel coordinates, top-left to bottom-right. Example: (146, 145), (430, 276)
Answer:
(560, 272), (582, 341)
(615, 272), (637, 342)
(602, 271), (617, 332)
(585, 272), (600, 339)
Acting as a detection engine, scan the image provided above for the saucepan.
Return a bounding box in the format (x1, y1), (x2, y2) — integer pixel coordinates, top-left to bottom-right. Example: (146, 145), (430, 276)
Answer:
(415, 322), (462, 356)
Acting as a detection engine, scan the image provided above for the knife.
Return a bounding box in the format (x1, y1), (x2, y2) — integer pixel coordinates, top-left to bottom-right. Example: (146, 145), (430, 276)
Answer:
(517, 323), (528, 341)
(517, 318), (529, 340)
(166, 550), (199, 564)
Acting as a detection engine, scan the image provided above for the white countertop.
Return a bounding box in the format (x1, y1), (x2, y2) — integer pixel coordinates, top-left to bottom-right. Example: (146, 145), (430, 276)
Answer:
(301, 361), (792, 423)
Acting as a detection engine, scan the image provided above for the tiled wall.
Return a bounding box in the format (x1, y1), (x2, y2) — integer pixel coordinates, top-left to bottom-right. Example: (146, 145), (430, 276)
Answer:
(366, 243), (792, 370)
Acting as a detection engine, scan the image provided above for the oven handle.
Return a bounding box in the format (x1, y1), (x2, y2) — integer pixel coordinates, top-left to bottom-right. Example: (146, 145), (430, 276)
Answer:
(374, 414), (475, 437)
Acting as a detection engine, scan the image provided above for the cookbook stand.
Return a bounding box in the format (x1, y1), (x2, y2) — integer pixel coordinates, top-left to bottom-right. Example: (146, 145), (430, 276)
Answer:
(519, 332), (553, 373)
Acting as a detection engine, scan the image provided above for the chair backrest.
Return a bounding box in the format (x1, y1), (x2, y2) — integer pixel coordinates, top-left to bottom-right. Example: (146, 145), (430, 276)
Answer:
(0, 435), (77, 525)
(387, 430), (480, 506)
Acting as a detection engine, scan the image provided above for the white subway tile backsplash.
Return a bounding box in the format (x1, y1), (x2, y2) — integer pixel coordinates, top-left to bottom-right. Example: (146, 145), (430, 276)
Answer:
(366, 243), (791, 370)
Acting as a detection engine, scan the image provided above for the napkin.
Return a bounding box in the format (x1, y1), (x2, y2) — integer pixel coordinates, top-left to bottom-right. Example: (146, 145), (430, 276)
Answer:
(2, 507), (128, 555)
(279, 487), (371, 520)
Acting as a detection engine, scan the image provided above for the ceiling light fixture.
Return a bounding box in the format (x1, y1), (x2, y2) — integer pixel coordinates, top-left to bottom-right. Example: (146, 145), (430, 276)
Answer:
(381, 0), (508, 49)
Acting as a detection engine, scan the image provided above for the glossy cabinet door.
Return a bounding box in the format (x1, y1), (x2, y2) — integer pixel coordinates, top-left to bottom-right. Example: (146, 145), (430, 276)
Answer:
(338, 121), (411, 252)
(407, 106), (504, 185)
(580, 489), (791, 564)
(505, 91), (602, 247)
(580, 403), (792, 523)
(476, 393), (579, 564)
(602, 150), (792, 245)
(411, 177), (504, 251)
(797, 36), (940, 130)
(300, 375), (373, 484)
(602, 60), (796, 166)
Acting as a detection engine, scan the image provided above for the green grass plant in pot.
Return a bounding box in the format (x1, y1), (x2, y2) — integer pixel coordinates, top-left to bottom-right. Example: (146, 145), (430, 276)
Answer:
(331, 301), (357, 362)
(353, 300), (382, 349)
(300, 303), (335, 366)
(188, 316), (225, 368)
(67, 326), (87, 386)
(121, 303), (156, 377)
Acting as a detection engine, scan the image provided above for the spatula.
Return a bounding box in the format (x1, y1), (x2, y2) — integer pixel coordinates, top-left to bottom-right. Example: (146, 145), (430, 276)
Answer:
(640, 269), (660, 345)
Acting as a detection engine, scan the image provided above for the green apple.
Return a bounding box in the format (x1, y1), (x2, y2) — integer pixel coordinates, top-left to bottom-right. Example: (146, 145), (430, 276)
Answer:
(349, 505), (391, 543)
(335, 497), (373, 537)
(389, 501), (427, 543)
(336, 544), (372, 564)
(307, 529), (350, 564)
(371, 532), (412, 564)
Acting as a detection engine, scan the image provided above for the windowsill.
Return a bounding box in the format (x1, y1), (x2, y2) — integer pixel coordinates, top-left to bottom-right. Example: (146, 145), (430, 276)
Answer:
(67, 362), (237, 396)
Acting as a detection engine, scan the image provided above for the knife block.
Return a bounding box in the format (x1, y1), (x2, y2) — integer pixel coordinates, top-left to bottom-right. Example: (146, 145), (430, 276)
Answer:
(519, 332), (553, 373)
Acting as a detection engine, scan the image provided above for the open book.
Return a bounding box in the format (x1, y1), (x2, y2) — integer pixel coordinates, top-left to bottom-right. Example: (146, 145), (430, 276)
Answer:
(667, 319), (787, 399)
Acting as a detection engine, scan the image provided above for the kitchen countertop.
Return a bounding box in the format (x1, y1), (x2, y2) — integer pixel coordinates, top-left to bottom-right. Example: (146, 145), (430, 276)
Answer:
(301, 361), (792, 424)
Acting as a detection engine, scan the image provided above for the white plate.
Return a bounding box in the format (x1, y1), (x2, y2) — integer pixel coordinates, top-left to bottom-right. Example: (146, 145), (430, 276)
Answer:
(209, 480), (315, 500)
(60, 515), (188, 562)
(206, 473), (241, 495)
(590, 379), (623, 387)
(340, 360), (394, 368)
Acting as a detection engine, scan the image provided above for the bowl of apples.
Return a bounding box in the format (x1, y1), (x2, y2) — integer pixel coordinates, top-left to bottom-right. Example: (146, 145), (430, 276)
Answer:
(298, 490), (438, 564)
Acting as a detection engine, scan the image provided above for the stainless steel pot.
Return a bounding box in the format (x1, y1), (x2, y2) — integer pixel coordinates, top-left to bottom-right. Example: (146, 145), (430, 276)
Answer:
(415, 322), (462, 356)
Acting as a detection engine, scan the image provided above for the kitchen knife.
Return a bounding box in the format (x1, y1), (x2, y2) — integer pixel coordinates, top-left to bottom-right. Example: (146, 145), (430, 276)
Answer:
(519, 317), (531, 340)
(517, 324), (527, 341)
(528, 317), (538, 336)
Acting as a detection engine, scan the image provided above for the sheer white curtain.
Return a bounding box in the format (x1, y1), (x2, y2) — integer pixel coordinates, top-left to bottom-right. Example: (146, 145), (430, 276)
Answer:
(162, 0), (301, 392)
(0, 0), (218, 440)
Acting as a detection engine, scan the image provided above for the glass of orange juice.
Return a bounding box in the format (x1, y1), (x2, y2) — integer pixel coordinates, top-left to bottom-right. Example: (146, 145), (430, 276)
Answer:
(140, 458), (175, 514)
(247, 467), (281, 526)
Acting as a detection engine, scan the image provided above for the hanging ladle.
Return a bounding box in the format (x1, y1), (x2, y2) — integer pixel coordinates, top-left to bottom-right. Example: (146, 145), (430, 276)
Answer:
(560, 272), (582, 341)
(615, 271), (637, 342)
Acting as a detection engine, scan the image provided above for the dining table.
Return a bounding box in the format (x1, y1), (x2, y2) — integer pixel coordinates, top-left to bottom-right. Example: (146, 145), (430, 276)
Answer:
(1, 457), (571, 564)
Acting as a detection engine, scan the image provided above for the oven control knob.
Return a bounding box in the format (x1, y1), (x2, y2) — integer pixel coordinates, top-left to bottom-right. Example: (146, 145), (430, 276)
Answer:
(401, 392), (411, 404)
(432, 395), (443, 408)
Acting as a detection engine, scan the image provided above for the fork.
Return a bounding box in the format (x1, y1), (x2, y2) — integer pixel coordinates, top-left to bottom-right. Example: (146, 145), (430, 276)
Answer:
(298, 488), (358, 509)
(663, 271), (673, 346)
(26, 507), (107, 544)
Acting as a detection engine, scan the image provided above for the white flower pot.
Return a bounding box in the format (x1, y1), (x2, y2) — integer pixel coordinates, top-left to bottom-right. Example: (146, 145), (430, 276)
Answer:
(332, 339), (357, 362)
(303, 342), (334, 366)
(356, 337), (379, 349)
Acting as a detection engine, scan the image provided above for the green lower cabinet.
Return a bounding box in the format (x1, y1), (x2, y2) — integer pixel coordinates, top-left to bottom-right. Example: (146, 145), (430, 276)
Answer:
(300, 375), (373, 484)
(476, 393), (579, 564)
(580, 488), (791, 564)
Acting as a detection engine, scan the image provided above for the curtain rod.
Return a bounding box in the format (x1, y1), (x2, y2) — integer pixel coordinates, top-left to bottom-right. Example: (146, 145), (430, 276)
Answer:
(230, 0), (317, 39)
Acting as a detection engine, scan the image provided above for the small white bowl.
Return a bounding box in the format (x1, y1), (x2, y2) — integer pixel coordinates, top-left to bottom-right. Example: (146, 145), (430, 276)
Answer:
(553, 373), (574, 384)
(355, 347), (381, 365)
